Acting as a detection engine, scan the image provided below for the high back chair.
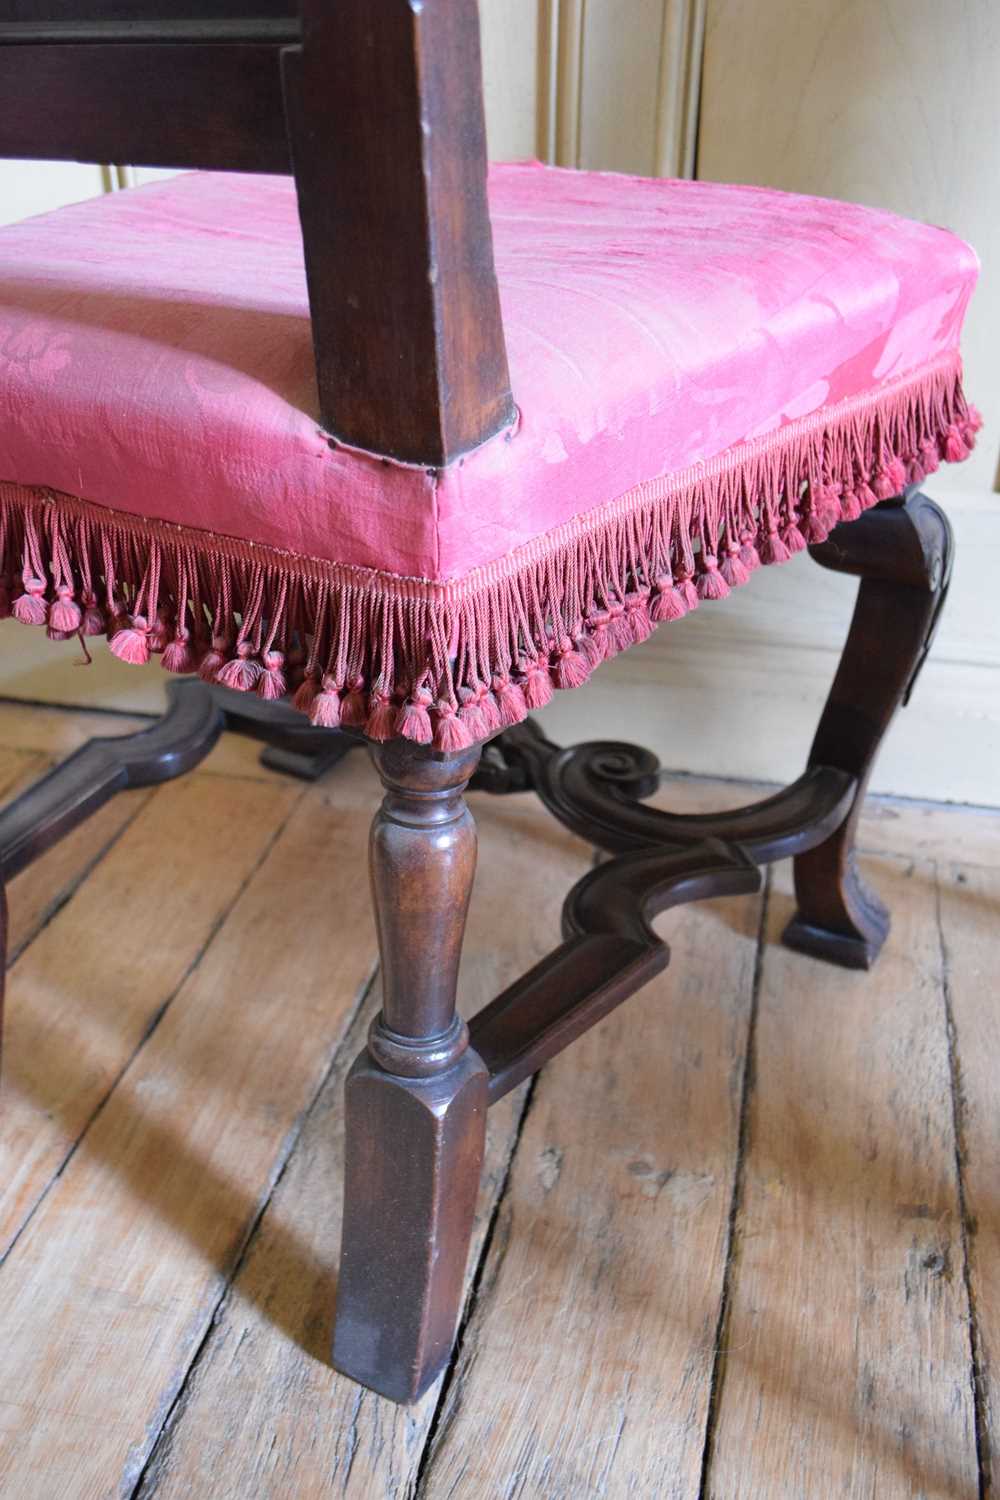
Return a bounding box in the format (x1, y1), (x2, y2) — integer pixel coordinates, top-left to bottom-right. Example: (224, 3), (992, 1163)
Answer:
(0, 0), (980, 1404)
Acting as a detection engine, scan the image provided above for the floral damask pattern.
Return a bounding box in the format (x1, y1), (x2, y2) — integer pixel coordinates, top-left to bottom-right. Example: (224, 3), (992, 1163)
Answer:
(0, 165), (979, 583)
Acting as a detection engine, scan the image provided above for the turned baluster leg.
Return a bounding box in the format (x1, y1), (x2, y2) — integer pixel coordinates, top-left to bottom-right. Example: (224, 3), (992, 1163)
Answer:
(331, 739), (487, 1404)
(783, 492), (954, 969)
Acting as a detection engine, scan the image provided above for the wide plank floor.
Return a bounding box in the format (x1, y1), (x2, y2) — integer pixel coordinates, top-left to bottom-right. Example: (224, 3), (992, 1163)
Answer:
(0, 702), (996, 1499)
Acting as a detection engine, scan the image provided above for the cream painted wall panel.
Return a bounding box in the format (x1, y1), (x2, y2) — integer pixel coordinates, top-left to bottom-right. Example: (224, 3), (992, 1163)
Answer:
(698, 0), (1000, 497)
(480, 0), (542, 160)
(578, 0), (665, 173)
(0, 161), (107, 228)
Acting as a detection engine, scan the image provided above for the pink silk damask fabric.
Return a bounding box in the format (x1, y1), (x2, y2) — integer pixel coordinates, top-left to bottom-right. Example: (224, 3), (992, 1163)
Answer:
(0, 163), (979, 583)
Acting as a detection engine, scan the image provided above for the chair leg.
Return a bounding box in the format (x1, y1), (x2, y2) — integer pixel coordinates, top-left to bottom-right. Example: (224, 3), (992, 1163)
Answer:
(783, 491), (954, 969)
(331, 738), (487, 1404)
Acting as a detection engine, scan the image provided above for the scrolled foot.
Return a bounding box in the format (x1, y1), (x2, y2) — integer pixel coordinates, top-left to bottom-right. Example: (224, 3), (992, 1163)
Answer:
(782, 859), (890, 971)
(783, 491), (952, 969)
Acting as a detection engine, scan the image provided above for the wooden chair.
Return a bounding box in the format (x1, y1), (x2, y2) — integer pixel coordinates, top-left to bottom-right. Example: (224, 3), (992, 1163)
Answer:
(0, 0), (980, 1403)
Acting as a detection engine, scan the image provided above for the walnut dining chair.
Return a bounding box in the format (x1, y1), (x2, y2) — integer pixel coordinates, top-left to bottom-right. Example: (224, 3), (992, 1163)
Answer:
(0, 0), (980, 1403)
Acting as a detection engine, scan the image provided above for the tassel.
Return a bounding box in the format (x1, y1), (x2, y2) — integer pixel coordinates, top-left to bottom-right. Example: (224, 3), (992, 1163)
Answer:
(457, 686), (488, 738)
(109, 614), (151, 665)
(340, 677), (369, 729)
(48, 585), (82, 634)
(802, 511), (831, 545)
(815, 487), (843, 531)
(396, 688), (434, 744)
(650, 575), (689, 622)
(198, 634), (229, 683)
(577, 631), (604, 668)
(12, 577), (48, 626)
(477, 687), (503, 734)
(162, 630), (198, 675)
(434, 701), (475, 752)
(217, 641), (261, 692)
(606, 603), (632, 653)
(739, 539), (762, 572)
(676, 575), (700, 612)
(907, 457), (926, 486)
(309, 675), (343, 729)
(873, 470), (897, 500)
(256, 650), (287, 701)
(366, 688), (398, 742)
(757, 529), (790, 566)
(886, 455), (908, 492)
(582, 610), (612, 662)
(918, 438), (940, 476)
(521, 656), (554, 709)
(292, 674), (319, 715)
(80, 590), (106, 637)
(695, 555), (730, 601)
(720, 550), (750, 589)
(624, 591), (653, 642)
(492, 675), (528, 727)
(553, 638), (590, 689)
(961, 406), (983, 448)
(856, 480), (878, 512)
(839, 489), (862, 522)
(147, 608), (172, 654)
(942, 424), (969, 464)
(780, 522), (808, 555)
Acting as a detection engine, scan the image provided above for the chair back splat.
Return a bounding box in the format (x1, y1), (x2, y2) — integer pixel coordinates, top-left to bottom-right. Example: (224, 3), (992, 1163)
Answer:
(0, 0), (516, 465)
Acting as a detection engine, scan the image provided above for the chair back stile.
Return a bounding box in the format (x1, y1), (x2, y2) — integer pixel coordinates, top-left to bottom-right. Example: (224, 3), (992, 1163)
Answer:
(0, 0), (515, 466)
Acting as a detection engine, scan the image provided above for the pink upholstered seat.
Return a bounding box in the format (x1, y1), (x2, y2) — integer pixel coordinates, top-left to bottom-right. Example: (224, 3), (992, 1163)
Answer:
(0, 163), (980, 746)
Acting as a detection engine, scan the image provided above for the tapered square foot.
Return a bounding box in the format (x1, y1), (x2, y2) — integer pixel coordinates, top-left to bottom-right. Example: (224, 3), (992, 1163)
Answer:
(331, 1047), (488, 1404)
(781, 912), (889, 971)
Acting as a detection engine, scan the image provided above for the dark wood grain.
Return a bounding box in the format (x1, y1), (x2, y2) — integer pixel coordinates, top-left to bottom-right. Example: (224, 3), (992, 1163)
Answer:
(783, 491), (954, 968)
(477, 720), (857, 863)
(0, 679), (223, 883)
(0, 0), (294, 24)
(471, 840), (761, 1103)
(0, 41), (293, 171)
(331, 739), (489, 1404)
(283, 0), (515, 462)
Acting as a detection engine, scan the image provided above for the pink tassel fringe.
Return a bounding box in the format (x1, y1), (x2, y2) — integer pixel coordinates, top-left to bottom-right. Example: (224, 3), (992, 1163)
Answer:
(0, 354), (977, 749)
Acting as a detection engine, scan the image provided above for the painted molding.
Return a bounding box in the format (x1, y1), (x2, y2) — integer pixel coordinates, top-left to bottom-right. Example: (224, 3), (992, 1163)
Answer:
(536, 0), (585, 167)
(654, 0), (705, 178)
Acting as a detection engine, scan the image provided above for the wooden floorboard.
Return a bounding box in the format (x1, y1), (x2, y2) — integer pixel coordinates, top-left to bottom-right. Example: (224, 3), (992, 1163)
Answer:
(938, 857), (999, 1491)
(0, 711), (995, 1498)
(0, 772), (302, 1262)
(417, 880), (763, 1500)
(0, 762), (375, 1496)
(704, 858), (980, 1499)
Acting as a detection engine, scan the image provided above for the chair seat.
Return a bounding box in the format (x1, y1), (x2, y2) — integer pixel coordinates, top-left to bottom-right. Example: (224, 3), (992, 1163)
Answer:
(0, 164), (979, 747)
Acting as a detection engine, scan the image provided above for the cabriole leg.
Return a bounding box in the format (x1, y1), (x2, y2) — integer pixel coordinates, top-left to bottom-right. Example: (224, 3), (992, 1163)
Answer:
(783, 492), (953, 969)
(331, 739), (487, 1403)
